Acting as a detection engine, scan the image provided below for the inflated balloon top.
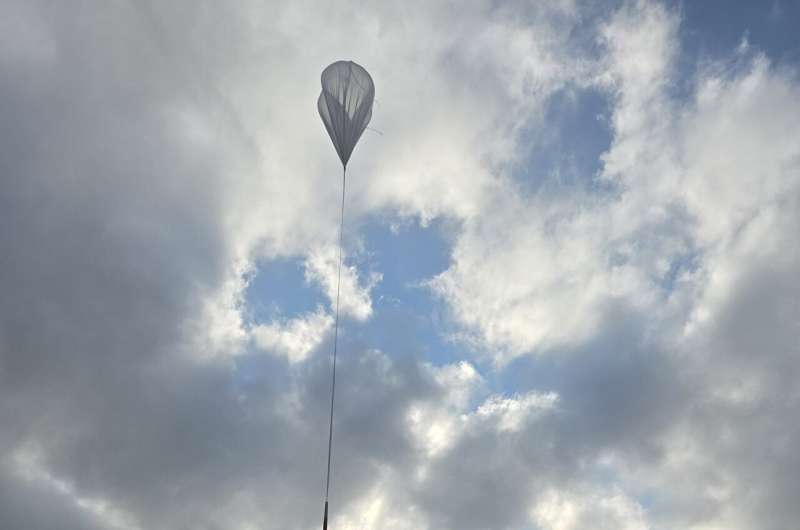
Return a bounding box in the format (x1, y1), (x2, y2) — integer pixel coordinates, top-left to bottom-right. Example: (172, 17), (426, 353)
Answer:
(318, 60), (375, 167)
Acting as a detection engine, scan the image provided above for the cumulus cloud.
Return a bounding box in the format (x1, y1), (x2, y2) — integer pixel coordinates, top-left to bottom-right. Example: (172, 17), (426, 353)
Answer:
(252, 307), (333, 363)
(428, 0), (685, 360)
(533, 488), (649, 530)
(1, 0), (798, 529)
(304, 245), (381, 321)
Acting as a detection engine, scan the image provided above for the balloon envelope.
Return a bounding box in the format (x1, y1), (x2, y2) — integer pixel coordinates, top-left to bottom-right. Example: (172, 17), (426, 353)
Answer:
(318, 60), (375, 167)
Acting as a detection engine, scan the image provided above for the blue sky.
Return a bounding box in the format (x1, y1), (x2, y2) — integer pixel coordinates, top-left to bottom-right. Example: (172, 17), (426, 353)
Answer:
(1, 1), (799, 529)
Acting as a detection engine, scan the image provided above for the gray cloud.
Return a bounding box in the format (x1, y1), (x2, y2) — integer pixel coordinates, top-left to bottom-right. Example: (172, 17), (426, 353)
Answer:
(1, 1), (798, 529)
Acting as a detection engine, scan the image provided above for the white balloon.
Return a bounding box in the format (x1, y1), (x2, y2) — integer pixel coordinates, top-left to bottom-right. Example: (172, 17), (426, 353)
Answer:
(318, 60), (375, 167)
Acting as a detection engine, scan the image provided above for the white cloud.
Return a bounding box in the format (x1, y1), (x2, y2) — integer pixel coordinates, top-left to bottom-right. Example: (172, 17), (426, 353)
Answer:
(472, 391), (558, 432)
(406, 362), (484, 458)
(251, 307), (333, 363)
(304, 245), (381, 321)
(533, 488), (649, 530)
(429, 191), (660, 361)
(2, 1), (799, 529)
(426, 1), (685, 361)
(429, 0), (800, 369)
(407, 361), (557, 457)
(331, 478), (429, 530)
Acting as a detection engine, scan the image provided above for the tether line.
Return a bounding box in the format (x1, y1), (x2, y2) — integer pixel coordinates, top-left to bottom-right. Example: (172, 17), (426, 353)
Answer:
(323, 164), (346, 530)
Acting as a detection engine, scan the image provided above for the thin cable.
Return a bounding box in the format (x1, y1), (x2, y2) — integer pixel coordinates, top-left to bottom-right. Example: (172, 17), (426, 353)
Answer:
(325, 165), (347, 507)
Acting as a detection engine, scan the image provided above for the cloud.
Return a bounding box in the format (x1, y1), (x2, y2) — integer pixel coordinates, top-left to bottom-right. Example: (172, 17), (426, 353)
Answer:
(1, 0), (798, 529)
(252, 307), (333, 363)
(533, 488), (649, 530)
(304, 245), (381, 321)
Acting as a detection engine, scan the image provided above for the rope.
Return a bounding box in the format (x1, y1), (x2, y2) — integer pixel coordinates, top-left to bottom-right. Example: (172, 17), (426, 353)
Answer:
(323, 165), (347, 530)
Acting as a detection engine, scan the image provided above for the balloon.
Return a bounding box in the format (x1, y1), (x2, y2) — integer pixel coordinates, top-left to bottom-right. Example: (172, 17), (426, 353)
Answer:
(318, 60), (374, 530)
(318, 60), (375, 167)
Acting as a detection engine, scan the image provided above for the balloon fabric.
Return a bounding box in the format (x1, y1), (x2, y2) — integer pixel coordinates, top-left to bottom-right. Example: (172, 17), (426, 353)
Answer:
(318, 61), (375, 167)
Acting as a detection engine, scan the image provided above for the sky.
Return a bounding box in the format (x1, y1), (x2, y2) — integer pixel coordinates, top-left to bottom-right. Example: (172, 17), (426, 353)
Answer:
(0, 1), (798, 529)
